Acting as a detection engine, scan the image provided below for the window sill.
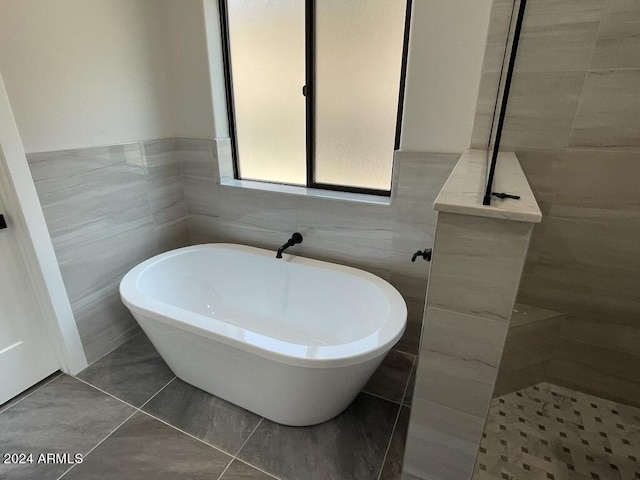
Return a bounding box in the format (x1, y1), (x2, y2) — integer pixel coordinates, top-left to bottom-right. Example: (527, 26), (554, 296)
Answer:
(220, 178), (392, 206)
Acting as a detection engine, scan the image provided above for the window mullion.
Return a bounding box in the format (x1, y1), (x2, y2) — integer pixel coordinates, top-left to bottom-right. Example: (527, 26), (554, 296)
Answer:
(305, 0), (315, 188)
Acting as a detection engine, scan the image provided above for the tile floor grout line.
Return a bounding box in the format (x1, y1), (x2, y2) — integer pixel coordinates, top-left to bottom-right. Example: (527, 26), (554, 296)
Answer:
(55, 409), (139, 480)
(214, 458), (235, 480)
(221, 418), (287, 480)
(362, 388), (403, 406)
(138, 409), (234, 457)
(0, 371), (62, 416)
(399, 355), (417, 407)
(72, 376), (140, 411)
(376, 355), (415, 480)
(377, 402), (404, 480)
(233, 457), (283, 480)
(232, 417), (263, 458)
(138, 376), (177, 410)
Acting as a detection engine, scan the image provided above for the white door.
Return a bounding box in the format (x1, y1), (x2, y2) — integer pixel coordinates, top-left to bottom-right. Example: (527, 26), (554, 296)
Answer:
(0, 158), (57, 405)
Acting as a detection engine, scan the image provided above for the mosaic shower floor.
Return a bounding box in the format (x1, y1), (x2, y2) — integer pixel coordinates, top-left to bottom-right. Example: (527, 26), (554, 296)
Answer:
(475, 383), (640, 480)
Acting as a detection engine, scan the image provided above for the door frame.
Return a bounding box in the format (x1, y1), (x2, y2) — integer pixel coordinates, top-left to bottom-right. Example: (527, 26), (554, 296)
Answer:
(0, 73), (87, 375)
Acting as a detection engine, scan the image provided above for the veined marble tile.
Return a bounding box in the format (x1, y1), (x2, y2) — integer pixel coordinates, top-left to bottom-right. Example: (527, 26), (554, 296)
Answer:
(518, 263), (640, 325)
(427, 213), (532, 322)
(142, 137), (177, 158)
(217, 185), (298, 228)
(569, 69), (640, 150)
(503, 146), (566, 216)
(26, 143), (143, 182)
(295, 196), (393, 271)
(57, 223), (158, 311)
(394, 152), (459, 203)
(416, 307), (508, 417)
(560, 314), (640, 357)
(188, 213), (224, 245)
(515, 0), (604, 72)
(183, 175), (217, 216)
(501, 71), (585, 148)
(402, 398), (486, 480)
(591, 0), (640, 69)
(551, 149), (640, 225)
(177, 137), (217, 180)
(74, 290), (140, 364)
(154, 217), (190, 252)
(147, 177), (187, 227)
(550, 354), (640, 408)
(33, 162), (151, 243)
(534, 217), (640, 294)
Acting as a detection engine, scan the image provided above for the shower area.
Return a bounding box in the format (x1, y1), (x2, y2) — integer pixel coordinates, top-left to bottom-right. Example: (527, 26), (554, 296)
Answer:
(471, 0), (640, 478)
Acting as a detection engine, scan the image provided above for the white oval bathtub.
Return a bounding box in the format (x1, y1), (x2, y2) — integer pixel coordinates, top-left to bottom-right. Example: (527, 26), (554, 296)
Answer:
(120, 243), (407, 425)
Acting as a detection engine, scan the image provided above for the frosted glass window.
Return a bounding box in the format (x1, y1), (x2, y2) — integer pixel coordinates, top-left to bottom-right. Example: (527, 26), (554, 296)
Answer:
(227, 0), (306, 185)
(314, 0), (406, 191)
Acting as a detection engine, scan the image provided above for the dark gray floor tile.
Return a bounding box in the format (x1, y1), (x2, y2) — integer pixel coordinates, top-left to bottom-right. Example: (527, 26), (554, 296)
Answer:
(0, 375), (134, 480)
(221, 460), (277, 480)
(0, 371), (61, 414)
(380, 406), (411, 480)
(403, 363), (416, 406)
(238, 393), (399, 480)
(63, 412), (231, 480)
(77, 333), (174, 406)
(363, 350), (414, 403)
(142, 377), (262, 455)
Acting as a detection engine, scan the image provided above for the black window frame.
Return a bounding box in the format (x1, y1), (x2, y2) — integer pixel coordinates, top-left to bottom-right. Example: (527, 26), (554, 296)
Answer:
(218, 0), (413, 197)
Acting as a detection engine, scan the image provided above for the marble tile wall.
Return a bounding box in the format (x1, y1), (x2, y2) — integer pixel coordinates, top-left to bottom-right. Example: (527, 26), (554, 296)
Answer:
(28, 139), (190, 364)
(402, 212), (534, 480)
(181, 142), (458, 355)
(471, 0), (640, 407)
(492, 304), (563, 397)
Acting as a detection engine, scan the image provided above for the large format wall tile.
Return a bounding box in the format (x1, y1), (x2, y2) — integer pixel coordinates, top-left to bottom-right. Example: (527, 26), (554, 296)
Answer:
(515, 0), (604, 72)
(29, 140), (189, 364)
(569, 69), (640, 150)
(415, 307), (508, 417)
(403, 398), (487, 480)
(427, 212), (533, 322)
(551, 148), (640, 224)
(590, 0), (640, 69)
(500, 71), (585, 148)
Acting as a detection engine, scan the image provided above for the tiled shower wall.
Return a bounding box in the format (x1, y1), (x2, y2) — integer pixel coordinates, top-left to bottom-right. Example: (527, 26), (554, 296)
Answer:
(29, 139), (457, 363)
(472, 0), (640, 406)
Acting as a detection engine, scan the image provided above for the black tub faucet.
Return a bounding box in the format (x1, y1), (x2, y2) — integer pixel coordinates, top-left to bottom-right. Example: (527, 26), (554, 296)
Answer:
(276, 233), (303, 258)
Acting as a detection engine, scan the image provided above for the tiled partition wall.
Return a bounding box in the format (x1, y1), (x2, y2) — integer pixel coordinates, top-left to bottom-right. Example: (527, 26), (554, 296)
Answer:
(27, 139), (191, 363)
(401, 213), (534, 480)
(182, 146), (458, 355)
(472, 0), (640, 406)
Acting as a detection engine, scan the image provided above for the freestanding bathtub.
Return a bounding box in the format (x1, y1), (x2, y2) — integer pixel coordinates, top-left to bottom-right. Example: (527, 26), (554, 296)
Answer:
(120, 243), (407, 426)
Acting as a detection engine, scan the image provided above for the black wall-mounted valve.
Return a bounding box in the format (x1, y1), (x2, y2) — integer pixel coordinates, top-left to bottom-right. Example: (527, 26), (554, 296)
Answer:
(411, 248), (432, 263)
(0, 214), (7, 230)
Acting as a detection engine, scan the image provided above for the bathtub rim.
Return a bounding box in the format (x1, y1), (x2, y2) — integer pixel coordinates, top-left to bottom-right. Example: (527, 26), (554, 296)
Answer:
(120, 243), (407, 369)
